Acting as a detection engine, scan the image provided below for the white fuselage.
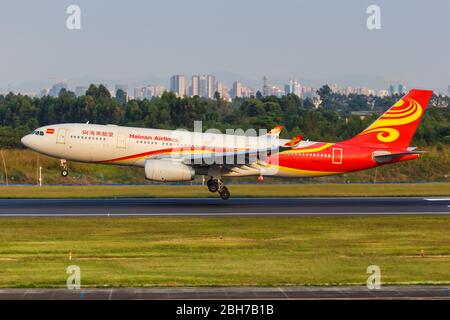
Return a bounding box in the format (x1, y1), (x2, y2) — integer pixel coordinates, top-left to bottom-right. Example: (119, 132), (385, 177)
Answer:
(21, 123), (320, 177)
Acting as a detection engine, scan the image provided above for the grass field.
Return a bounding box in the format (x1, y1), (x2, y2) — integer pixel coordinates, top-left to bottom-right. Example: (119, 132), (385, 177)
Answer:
(0, 183), (449, 198)
(0, 216), (449, 288)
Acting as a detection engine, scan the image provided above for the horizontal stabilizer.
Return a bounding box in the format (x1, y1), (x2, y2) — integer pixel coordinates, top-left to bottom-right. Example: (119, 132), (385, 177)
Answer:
(373, 151), (427, 163)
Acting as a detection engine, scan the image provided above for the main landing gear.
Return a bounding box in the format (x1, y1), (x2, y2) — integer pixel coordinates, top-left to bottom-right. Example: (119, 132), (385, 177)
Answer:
(60, 159), (69, 177)
(207, 178), (230, 200)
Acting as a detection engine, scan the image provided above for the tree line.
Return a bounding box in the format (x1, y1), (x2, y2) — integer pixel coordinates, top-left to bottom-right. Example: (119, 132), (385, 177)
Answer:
(0, 84), (448, 148)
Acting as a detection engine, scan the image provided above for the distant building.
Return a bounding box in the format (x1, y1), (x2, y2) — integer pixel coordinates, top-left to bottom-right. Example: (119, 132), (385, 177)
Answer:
(206, 75), (216, 98)
(388, 84), (395, 96)
(155, 85), (166, 98)
(146, 88), (154, 99)
(75, 86), (87, 97)
(356, 87), (370, 96)
(303, 89), (318, 99)
(268, 85), (284, 97)
(285, 79), (302, 97)
(222, 86), (232, 101)
(143, 85), (166, 99)
(39, 88), (50, 97)
(188, 75), (217, 98)
(116, 90), (128, 104)
(191, 75), (200, 96)
(231, 81), (242, 99)
(134, 87), (145, 100)
(216, 81), (230, 100)
(50, 82), (68, 97)
(199, 75), (207, 97)
(135, 85), (167, 100)
(447, 85), (450, 96)
(378, 89), (389, 97)
(115, 85), (128, 104)
(343, 86), (354, 95)
(215, 81), (223, 98)
(115, 84), (128, 96)
(241, 86), (255, 98)
(398, 84), (407, 95)
(170, 75), (186, 97)
(329, 83), (340, 93)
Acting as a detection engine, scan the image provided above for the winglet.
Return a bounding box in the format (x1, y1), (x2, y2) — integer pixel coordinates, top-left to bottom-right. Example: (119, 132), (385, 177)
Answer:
(267, 125), (284, 137)
(283, 135), (303, 148)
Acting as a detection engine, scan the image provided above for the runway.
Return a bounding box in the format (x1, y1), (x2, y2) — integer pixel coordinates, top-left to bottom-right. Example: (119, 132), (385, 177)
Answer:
(0, 197), (448, 216)
(0, 286), (448, 300)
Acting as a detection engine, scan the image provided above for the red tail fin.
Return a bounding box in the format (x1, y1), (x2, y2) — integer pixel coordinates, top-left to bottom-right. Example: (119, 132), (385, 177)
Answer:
(343, 89), (433, 149)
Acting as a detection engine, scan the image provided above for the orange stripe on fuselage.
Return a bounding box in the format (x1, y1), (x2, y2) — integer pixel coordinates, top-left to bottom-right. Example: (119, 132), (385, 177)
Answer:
(99, 148), (172, 163)
(281, 142), (334, 154)
(267, 164), (342, 176)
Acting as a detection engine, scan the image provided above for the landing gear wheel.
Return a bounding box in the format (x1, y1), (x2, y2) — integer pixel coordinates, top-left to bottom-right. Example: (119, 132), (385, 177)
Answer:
(219, 186), (230, 200)
(207, 179), (219, 192)
(60, 159), (68, 178)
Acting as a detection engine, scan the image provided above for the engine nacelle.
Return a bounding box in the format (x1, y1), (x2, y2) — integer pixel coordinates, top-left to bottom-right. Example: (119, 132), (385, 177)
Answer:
(144, 159), (195, 182)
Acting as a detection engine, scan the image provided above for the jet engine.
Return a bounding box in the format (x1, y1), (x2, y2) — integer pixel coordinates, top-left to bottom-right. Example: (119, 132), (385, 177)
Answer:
(144, 159), (195, 182)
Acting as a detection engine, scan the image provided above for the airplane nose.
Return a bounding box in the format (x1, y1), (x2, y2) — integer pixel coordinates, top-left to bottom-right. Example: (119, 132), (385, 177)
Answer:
(21, 134), (32, 148)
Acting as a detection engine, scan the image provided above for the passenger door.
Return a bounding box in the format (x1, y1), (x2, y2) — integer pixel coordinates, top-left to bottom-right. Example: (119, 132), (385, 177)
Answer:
(332, 147), (342, 164)
(56, 128), (67, 144)
(117, 132), (127, 149)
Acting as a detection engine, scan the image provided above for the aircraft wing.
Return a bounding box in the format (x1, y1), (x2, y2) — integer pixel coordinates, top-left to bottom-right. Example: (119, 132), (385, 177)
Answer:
(149, 135), (304, 167)
(148, 125), (303, 169)
(149, 145), (280, 166)
(184, 146), (280, 166)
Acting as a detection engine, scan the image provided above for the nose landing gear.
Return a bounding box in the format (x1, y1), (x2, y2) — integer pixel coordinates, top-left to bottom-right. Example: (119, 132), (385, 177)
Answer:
(207, 178), (230, 200)
(60, 159), (69, 177)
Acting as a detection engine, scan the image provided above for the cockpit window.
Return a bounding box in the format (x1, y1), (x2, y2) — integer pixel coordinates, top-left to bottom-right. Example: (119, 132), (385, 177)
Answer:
(33, 130), (44, 136)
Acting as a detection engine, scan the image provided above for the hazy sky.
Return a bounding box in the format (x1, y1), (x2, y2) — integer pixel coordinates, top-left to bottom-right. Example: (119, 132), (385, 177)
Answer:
(0, 0), (449, 91)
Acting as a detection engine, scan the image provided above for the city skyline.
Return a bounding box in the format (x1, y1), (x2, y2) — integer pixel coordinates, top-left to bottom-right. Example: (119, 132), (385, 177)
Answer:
(38, 73), (417, 103)
(0, 0), (449, 94)
(2, 71), (434, 95)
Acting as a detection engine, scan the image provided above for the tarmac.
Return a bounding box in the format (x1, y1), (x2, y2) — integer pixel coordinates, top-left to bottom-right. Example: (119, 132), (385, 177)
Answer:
(0, 286), (448, 300)
(0, 197), (448, 216)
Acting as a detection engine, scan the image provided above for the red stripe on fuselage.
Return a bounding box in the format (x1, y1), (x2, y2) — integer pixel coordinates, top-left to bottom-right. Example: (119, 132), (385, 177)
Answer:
(99, 148), (173, 163)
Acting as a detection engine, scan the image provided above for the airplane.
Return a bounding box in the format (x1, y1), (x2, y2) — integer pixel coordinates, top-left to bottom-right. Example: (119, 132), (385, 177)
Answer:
(21, 89), (433, 200)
